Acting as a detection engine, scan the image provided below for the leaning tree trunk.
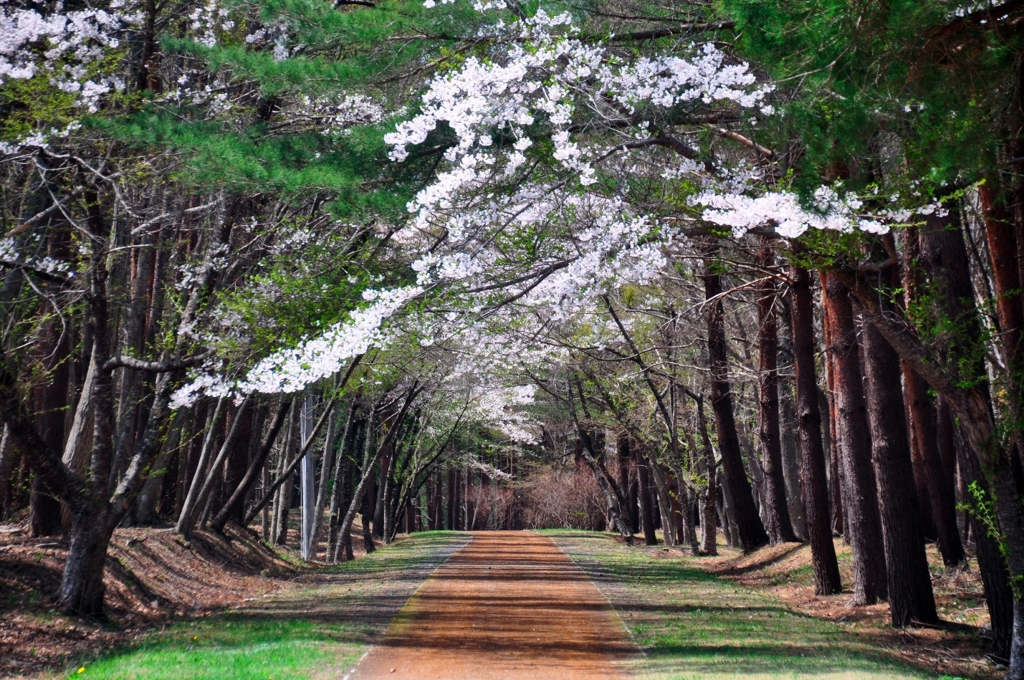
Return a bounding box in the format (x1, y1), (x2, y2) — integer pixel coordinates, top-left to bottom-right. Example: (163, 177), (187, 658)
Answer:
(903, 226), (965, 565)
(917, 210), (1019, 659)
(860, 311), (938, 627)
(821, 271), (887, 604)
(575, 428), (634, 543)
(704, 251), (769, 552)
(789, 263), (842, 595)
(980, 185), (1024, 470)
(208, 399), (291, 534)
(756, 247), (797, 544)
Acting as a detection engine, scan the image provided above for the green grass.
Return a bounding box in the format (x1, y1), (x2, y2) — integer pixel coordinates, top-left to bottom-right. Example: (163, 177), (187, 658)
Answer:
(545, 531), (936, 680)
(68, 531), (467, 680)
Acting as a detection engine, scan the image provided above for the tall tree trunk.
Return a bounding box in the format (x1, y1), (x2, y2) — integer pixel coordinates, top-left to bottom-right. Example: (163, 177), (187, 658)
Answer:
(314, 402), (346, 560)
(134, 408), (186, 525)
(838, 215), (1021, 661)
(223, 400), (253, 526)
(273, 404), (299, 545)
(31, 225), (72, 536)
(757, 250), (797, 544)
(704, 252), (769, 552)
(959, 425), (1015, 660)
(823, 349), (846, 540)
(692, 396), (718, 555)
(30, 319), (70, 536)
(635, 445), (658, 546)
(980, 185), (1024, 470)
(373, 433), (393, 539)
(916, 211), (1017, 652)
(903, 361), (965, 566)
(617, 434), (633, 532)
(0, 426), (12, 520)
(860, 315), (938, 626)
(820, 271), (887, 604)
(446, 466), (455, 530)
(300, 396), (317, 559)
(790, 263), (842, 595)
(628, 459), (639, 534)
(779, 381), (807, 539)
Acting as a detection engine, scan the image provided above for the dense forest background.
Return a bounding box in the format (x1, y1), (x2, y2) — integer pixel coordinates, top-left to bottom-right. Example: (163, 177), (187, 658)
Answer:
(3, 0), (1024, 677)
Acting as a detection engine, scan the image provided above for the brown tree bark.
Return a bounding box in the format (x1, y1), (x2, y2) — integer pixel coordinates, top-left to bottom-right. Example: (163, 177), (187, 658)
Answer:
(373, 434), (394, 538)
(704, 253), (769, 552)
(902, 361), (965, 566)
(30, 225), (73, 536)
(838, 215), (1020, 662)
(820, 270), (887, 604)
(778, 300), (808, 540)
(958, 426), (1014, 660)
(823, 342), (842, 541)
(789, 263), (842, 595)
(860, 309), (939, 627)
(30, 321), (70, 537)
(757, 260), (798, 547)
(980, 185), (1024, 471)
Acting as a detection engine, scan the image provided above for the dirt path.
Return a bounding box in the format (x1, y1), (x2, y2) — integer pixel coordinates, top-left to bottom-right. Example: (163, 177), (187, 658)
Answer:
(349, 531), (637, 679)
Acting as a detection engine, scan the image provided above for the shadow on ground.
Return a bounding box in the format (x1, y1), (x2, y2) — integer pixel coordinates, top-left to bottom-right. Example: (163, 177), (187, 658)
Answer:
(72, 532), (469, 680)
(549, 531), (941, 680)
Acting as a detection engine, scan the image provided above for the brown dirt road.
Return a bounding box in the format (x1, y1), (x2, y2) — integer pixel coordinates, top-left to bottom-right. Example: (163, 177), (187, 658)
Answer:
(348, 531), (637, 679)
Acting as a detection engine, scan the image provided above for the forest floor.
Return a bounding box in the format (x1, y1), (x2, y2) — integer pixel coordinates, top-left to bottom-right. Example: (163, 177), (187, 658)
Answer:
(549, 530), (996, 680)
(1, 526), (996, 679)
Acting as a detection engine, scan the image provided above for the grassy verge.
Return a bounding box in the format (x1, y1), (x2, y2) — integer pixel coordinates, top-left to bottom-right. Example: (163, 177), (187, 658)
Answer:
(544, 530), (941, 680)
(63, 531), (468, 680)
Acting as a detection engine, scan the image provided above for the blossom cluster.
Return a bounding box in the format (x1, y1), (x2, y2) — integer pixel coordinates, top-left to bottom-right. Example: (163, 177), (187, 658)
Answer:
(0, 237), (75, 277)
(235, 285), (424, 394)
(385, 9), (770, 207)
(0, 2), (138, 112)
(692, 187), (889, 238)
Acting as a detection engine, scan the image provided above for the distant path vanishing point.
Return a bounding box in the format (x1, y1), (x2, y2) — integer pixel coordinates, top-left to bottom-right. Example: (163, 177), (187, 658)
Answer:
(349, 531), (637, 679)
